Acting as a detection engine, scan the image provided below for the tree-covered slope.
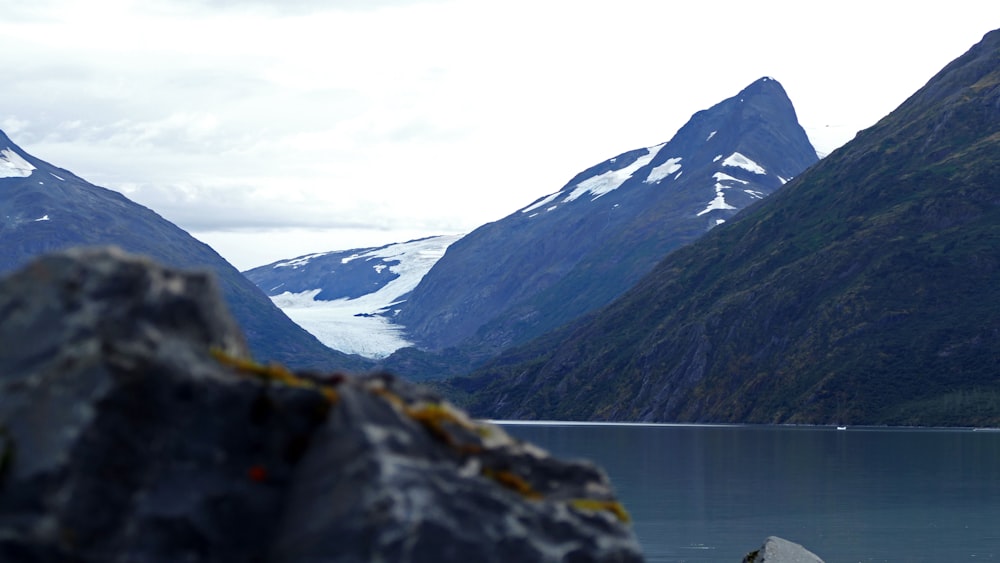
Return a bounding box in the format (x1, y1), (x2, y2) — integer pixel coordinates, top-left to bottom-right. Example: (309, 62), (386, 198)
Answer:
(454, 29), (1000, 427)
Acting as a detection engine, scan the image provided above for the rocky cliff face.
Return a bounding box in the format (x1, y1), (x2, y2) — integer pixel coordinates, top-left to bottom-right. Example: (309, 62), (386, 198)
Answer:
(0, 247), (642, 562)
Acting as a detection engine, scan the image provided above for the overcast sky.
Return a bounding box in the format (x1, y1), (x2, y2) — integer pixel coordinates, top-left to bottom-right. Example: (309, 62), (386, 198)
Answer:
(2, 1), (998, 269)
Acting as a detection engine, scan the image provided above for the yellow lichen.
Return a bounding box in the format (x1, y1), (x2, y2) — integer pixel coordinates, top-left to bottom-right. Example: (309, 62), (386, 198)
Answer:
(369, 385), (405, 409)
(482, 467), (542, 500)
(568, 498), (632, 523)
(210, 347), (339, 403)
(361, 378), (633, 527)
(406, 403), (486, 455)
(319, 387), (339, 403)
(367, 385), (486, 455)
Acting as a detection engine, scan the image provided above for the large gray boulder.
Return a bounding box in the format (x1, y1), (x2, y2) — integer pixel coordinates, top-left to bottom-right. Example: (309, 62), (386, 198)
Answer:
(743, 536), (824, 563)
(0, 247), (643, 562)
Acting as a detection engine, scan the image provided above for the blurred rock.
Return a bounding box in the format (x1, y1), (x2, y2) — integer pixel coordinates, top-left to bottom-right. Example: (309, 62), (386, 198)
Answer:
(743, 536), (824, 563)
(0, 247), (642, 562)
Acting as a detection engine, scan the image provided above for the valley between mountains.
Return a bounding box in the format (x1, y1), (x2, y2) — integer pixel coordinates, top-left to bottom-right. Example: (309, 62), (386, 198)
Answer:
(2, 30), (998, 427)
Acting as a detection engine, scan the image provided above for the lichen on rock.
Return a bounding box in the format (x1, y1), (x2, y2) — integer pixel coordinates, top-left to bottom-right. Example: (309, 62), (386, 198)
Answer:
(0, 246), (643, 562)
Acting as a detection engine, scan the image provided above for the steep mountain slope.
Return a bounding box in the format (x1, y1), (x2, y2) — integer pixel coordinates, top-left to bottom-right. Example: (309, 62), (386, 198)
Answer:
(243, 235), (460, 359)
(454, 29), (1000, 427)
(394, 77), (817, 358)
(0, 131), (368, 371)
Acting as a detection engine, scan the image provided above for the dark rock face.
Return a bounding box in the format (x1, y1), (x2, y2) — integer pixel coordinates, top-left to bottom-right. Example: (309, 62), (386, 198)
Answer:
(0, 247), (642, 562)
(273, 374), (639, 561)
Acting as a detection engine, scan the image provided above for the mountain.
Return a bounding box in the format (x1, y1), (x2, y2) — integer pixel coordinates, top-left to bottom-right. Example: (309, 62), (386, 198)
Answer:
(451, 29), (1000, 427)
(0, 130), (369, 371)
(243, 235), (460, 359)
(391, 77), (817, 364)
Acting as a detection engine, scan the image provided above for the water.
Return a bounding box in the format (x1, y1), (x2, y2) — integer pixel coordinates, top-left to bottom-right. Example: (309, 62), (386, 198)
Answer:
(500, 423), (1000, 562)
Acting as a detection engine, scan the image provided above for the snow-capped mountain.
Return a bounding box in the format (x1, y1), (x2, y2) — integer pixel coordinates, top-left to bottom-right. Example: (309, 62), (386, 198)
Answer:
(243, 235), (460, 358)
(456, 29), (1000, 425)
(393, 77), (818, 357)
(0, 129), (367, 371)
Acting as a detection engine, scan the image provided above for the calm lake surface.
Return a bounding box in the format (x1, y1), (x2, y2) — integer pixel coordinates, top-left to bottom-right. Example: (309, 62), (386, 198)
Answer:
(499, 423), (1000, 562)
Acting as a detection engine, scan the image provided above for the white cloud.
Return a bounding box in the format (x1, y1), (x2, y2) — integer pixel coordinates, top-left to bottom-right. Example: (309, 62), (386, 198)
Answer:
(2, 0), (999, 268)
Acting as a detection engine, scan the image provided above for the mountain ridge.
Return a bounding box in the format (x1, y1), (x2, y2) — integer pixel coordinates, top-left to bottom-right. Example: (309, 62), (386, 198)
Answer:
(0, 130), (368, 371)
(389, 77), (817, 366)
(450, 29), (1000, 426)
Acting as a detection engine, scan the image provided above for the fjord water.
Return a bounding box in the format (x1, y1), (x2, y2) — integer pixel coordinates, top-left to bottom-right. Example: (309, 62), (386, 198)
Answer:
(500, 423), (1000, 562)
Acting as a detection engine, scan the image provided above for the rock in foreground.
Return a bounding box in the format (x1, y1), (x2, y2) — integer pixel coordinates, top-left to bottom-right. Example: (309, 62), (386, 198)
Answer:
(743, 536), (825, 563)
(0, 247), (642, 562)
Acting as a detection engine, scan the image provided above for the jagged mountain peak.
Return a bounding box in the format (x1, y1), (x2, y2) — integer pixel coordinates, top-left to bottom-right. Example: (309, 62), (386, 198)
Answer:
(388, 77), (817, 363)
(521, 77), (815, 214)
(518, 77), (813, 225)
(668, 76), (813, 172)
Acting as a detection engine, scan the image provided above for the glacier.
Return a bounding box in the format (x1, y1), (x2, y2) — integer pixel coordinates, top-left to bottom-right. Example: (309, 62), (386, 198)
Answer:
(268, 235), (460, 358)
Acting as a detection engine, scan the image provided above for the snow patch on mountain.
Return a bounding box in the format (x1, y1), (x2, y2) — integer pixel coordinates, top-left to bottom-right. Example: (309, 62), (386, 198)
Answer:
(273, 251), (333, 270)
(645, 157), (682, 184)
(697, 182), (738, 216)
(563, 143), (665, 203)
(268, 235), (461, 358)
(698, 168), (763, 216)
(712, 171), (748, 185)
(722, 152), (767, 174)
(0, 149), (34, 178)
(521, 192), (561, 214)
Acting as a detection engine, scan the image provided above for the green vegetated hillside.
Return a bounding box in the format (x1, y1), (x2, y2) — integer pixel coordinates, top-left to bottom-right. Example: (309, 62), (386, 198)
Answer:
(450, 29), (1000, 427)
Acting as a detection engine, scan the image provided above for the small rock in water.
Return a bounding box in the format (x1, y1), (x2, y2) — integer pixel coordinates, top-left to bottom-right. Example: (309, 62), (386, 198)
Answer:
(743, 536), (824, 563)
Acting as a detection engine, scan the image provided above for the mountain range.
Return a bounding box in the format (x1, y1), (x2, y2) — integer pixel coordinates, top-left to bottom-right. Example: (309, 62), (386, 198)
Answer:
(247, 77), (819, 381)
(393, 77), (817, 359)
(0, 132), (369, 371)
(6, 28), (996, 428)
(445, 29), (1000, 427)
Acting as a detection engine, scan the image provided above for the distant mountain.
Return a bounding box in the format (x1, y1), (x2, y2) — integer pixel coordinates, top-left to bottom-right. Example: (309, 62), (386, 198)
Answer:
(452, 29), (1000, 427)
(0, 130), (369, 371)
(243, 235), (460, 359)
(391, 77), (817, 363)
